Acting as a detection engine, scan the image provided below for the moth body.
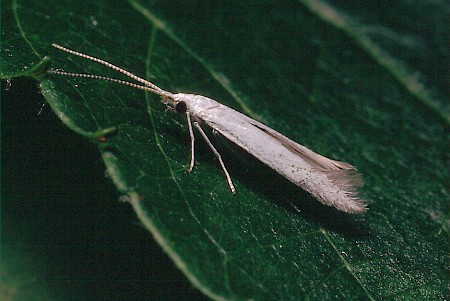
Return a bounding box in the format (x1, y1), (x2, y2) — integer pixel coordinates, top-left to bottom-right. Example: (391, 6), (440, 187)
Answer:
(173, 93), (366, 213)
(49, 44), (367, 213)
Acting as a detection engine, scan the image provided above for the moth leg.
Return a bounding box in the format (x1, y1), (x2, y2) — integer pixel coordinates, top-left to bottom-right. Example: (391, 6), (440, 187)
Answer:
(193, 122), (236, 194)
(186, 111), (195, 173)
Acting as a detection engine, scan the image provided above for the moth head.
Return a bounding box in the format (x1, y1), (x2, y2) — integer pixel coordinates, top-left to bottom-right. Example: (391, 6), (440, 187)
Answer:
(174, 100), (187, 113)
(168, 93), (196, 113)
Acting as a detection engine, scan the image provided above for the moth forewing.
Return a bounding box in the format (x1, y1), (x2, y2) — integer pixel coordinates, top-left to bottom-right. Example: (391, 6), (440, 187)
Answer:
(50, 44), (367, 214)
(175, 93), (367, 213)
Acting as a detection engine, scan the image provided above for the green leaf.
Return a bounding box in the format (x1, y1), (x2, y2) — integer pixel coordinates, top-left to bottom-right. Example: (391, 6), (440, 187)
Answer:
(2, 0), (448, 300)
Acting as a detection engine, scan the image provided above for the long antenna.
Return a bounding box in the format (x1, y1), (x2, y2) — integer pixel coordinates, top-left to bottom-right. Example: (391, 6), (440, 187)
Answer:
(47, 69), (170, 96)
(51, 43), (171, 96)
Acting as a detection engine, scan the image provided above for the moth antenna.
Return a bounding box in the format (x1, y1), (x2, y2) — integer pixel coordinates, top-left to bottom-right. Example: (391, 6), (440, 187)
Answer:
(47, 69), (170, 97)
(51, 43), (166, 94)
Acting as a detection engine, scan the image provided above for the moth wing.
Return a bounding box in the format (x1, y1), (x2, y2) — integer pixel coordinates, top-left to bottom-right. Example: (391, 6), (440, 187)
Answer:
(245, 118), (365, 199)
(246, 118), (356, 171)
(199, 103), (366, 213)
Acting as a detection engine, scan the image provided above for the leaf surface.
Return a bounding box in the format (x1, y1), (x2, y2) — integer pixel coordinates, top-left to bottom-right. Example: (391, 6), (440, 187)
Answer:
(2, 0), (448, 300)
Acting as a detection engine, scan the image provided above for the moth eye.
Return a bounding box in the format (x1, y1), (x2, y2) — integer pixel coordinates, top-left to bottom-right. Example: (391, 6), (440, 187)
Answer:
(175, 101), (187, 113)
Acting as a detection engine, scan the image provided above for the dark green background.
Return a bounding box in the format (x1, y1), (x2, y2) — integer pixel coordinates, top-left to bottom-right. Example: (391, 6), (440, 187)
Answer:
(2, 0), (448, 300)
(2, 77), (208, 300)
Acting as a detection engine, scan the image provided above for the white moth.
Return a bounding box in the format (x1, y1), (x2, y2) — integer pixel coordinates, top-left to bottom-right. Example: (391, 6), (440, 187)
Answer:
(49, 44), (367, 213)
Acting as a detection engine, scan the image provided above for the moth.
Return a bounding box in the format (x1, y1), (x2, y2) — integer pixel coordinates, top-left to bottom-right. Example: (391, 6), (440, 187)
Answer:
(49, 44), (367, 213)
